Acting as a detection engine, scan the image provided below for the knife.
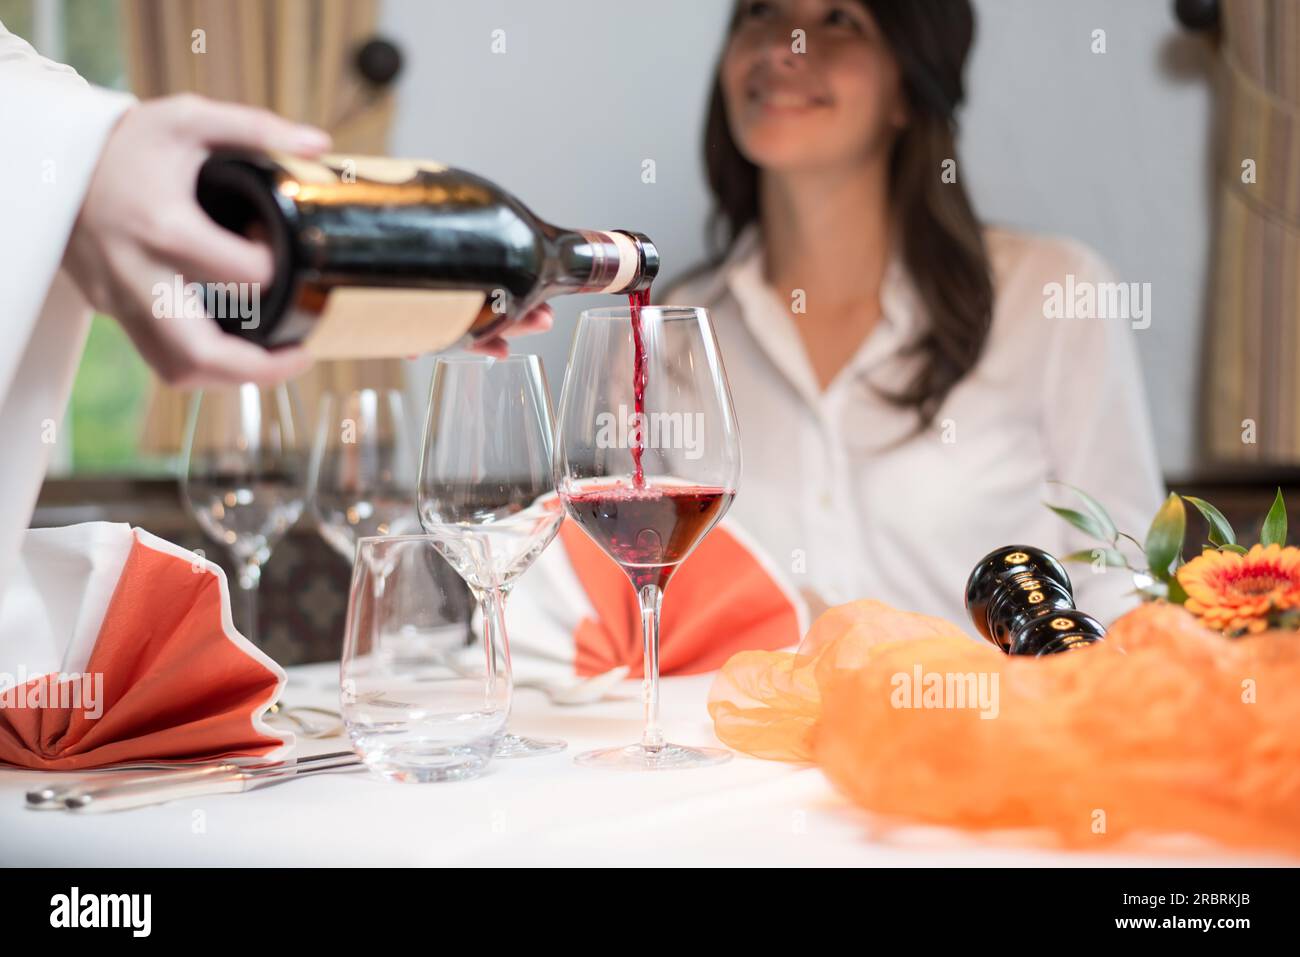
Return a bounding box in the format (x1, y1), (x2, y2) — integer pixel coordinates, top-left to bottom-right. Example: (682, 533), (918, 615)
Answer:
(60, 751), (363, 813)
(26, 750), (357, 810)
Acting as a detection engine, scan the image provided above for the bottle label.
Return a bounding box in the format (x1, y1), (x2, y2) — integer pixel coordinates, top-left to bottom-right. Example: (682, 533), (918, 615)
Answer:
(269, 153), (450, 186)
(583, 230), (639, 294)
(304, 288), (487, 359)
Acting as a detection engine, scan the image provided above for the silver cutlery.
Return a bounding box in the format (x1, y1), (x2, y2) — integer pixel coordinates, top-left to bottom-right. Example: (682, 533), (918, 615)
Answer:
(360, 664), (631, 710)
(516, 665), (631, 705)
(25, 750), (356, 810)
(60, 751), (363, 813)
(438, 649), (631, 706)
(267, 700), (344, 738)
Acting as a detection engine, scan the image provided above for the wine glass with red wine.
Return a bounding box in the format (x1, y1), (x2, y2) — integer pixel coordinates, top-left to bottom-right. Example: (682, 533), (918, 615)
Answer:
(555, 304), (741, 770)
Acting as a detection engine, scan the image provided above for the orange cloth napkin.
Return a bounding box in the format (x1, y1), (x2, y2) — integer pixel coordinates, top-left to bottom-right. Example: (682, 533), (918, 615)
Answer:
(502, 518), (807, 679)
(0, 523), (289, 770)
(709, 599), (1300, 855)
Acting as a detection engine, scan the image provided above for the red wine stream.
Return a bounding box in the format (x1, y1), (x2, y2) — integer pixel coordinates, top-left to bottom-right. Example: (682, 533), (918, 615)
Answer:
(585, 288), (731, 587)
(629, 288), (651, 488)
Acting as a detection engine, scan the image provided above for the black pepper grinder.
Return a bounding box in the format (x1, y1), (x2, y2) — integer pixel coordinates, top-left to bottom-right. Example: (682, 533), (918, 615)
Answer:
(964, 545), (1106, 656)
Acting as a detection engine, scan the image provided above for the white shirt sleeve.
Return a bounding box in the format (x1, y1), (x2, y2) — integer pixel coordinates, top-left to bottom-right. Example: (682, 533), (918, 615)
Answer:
(0, 20), (136, 609)
(1037, 243), (1167, 626)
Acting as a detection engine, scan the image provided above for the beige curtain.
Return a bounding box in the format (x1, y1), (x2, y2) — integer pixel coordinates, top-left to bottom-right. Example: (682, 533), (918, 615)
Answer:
(1203, 0), (1300, 464)
(120, 0), (405, 455)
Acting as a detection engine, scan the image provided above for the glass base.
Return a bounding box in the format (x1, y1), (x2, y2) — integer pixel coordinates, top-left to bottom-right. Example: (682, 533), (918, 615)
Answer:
(495, 732), (567, 758)
(574, 742), (732, 771)
(362, 744), (492, 783)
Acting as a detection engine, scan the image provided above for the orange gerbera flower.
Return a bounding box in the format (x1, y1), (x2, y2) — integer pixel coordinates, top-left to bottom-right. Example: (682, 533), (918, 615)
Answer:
(1177, 543), (1300, 634)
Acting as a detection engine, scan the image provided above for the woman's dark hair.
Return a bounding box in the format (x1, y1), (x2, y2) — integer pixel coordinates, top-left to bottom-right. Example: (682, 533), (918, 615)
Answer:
(702, 0), (994, 427)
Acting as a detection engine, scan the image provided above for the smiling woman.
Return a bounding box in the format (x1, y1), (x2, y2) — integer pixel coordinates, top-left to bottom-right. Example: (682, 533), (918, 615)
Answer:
(704, 0), (993, 414)
(659, 0), (1166, 626)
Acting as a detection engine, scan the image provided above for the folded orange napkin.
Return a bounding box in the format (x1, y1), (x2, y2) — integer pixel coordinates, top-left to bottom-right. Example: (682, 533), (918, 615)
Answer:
(502, 517), (807, 679)
(0, 523), (289, 770)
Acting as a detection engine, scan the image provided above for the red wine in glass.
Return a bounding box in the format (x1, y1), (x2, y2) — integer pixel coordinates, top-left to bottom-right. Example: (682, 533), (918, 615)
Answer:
(556, 304), (741, 770)
(563, 483), (733, 589)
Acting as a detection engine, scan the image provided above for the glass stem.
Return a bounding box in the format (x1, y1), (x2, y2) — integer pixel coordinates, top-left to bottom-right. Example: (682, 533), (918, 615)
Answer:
(236, 558), (261, 645)
(638, 582), (664, 753)
(478, 586), (513, 700)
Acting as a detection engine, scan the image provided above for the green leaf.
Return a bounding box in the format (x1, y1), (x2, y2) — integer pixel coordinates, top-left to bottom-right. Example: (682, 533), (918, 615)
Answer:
(1062, 548), (1127, 568)
(1045, 504), (1112, 543)
(1144, 493), (1186, 582)
(1260, 488), (1288, 547)
(1048, 482), (1118, 542)
(1182, 496), (1236, 547)
(1166, 577), (1189, 605)
(1219, 543), (1248, 555)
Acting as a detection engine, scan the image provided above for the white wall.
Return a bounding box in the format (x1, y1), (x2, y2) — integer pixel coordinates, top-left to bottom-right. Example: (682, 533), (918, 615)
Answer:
(382, 0), (1214, 474)
(962, 0), (1214, 475)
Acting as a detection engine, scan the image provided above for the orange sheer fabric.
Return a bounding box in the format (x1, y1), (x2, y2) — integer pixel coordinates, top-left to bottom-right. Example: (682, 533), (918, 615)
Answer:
(710, 600), (1300, 854)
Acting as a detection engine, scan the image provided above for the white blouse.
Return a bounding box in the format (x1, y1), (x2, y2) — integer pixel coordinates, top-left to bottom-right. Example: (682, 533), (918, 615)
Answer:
(664, 225), (1166, 633)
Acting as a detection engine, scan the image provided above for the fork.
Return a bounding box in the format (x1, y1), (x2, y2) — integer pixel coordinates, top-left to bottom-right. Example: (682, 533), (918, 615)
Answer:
(267, 700), (344, 738)
(515, 665), (631, 705)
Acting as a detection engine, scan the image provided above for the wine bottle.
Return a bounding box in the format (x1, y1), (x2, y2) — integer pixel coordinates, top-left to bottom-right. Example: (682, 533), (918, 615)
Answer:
(194, 151), (659, 359)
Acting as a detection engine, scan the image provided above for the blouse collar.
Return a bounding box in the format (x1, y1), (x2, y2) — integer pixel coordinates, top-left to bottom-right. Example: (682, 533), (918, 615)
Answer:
(720, 223), (925, 409)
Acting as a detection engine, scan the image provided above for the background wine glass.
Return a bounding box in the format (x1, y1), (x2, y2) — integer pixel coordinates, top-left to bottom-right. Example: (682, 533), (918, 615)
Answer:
(417, 355), (565, 758)
(181, 383), (305, 645)
(307, 388), (422, 558)
(555, 305), (741, 770)
(310, 387), (472, 650)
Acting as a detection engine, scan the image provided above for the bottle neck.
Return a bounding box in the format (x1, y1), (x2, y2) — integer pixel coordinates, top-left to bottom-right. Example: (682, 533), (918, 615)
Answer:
(552, 230), (653, 295)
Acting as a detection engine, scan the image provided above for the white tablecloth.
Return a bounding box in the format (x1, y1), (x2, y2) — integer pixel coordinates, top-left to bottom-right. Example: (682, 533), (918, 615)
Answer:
(0, 663), (1285, 866)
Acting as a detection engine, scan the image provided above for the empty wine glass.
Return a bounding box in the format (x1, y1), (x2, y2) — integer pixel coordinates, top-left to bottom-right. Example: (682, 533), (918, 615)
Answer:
(417, 355), (565, 758)
(555, 306), (741, 770)
(341, 534), (509, 782)
(181, 383), (305, 644)
(307, 388), (421, 559)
